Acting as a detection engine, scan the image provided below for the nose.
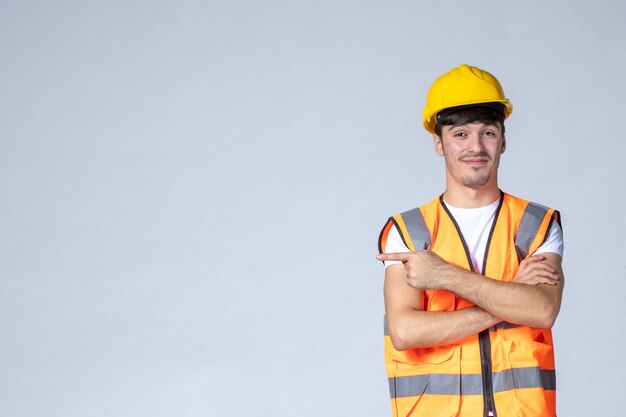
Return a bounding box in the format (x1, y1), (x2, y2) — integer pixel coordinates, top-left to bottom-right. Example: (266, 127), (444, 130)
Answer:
(466, 132), (485, 153)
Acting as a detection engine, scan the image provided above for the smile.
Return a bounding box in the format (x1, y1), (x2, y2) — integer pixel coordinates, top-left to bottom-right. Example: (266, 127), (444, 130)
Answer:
(461, 159), (489, 166)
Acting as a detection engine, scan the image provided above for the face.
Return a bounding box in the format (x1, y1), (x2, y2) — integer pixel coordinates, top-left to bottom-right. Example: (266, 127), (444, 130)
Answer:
(433, 122), (506, 189)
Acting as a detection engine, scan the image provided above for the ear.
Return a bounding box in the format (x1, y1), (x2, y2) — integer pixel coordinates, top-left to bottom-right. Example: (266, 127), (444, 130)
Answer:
(500, 135), (506, 154)
(433, 134), (444, 156)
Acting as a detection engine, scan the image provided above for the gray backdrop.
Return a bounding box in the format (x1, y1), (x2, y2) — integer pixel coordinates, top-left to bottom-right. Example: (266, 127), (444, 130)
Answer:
(1, 1), (624, 416)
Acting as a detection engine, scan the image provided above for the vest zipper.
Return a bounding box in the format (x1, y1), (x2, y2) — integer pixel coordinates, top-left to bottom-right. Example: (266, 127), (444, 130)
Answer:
(440, 192), (504, 417)
(477, 192), (504, 417)
(479, 329), (496, 417)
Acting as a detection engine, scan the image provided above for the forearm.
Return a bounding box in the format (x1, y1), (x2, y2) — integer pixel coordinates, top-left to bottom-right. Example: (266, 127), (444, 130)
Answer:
(439, 264), (561, 328)
(388, 306), (499, 350)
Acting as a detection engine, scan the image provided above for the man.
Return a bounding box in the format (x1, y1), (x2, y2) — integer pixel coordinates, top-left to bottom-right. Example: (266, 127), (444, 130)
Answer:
(376, 64), (564, 417)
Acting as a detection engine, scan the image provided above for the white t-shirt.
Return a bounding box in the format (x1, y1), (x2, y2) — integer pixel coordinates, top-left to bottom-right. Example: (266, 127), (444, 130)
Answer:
(383, 198), (564, 272)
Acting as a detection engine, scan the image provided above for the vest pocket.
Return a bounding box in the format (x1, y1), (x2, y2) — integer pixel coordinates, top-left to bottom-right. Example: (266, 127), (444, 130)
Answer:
(491, 340), (555, 417)
(390, 346), (461, 417)
(391, 344), (456, 366)
(500, 340), (553, 368)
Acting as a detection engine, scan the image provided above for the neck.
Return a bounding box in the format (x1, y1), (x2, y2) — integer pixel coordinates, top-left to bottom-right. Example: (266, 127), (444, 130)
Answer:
(442, 183), (501, 208)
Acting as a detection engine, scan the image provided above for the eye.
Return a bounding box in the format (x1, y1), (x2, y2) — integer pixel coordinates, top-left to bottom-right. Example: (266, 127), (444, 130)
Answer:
(483, 130), (496, 137)
(453, 131), (467, 138)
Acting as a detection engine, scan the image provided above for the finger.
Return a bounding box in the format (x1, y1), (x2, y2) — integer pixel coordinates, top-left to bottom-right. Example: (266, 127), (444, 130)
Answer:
(519, 277), (558, 286)
(525, 263), (557, 274)
(531, 277), (558, 286)
(529, 271), (559, 282)
(514, 270), (559, 284)
(518, 261), (556, 277)
(520, 254), (545, 265)
(377, 252), (412, 262)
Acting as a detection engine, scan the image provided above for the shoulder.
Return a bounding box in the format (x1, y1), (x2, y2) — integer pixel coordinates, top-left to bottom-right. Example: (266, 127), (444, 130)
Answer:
(503, 192), (563, 259)
(378, 196), (439, 254)
(503, 192), (561, 225)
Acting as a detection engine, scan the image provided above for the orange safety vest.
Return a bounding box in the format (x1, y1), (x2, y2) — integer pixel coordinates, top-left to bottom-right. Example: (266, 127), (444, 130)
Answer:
(378, 192), (561, 417)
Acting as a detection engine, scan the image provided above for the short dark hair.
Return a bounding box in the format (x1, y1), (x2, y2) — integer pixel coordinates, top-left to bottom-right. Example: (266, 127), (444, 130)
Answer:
(434, 105), (505, 137)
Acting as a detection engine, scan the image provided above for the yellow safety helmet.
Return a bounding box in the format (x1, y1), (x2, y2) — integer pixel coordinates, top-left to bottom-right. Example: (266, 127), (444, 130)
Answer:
(422, 64), (513, 134)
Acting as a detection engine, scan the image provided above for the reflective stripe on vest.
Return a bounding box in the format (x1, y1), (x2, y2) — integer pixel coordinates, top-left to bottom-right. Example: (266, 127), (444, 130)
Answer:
(396, 207), (431, 251)
(389, 367), (556, 398)
(381, 192), (559, 417)
(515, 202), (549, 260)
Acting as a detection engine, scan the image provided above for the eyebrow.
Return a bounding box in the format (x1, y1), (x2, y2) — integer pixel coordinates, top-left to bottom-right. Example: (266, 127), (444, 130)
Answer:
(449, 122), (500, 130)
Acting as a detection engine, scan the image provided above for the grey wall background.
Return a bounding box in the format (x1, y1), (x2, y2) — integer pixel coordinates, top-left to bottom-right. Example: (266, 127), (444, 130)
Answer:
(1, 1), (624, 416)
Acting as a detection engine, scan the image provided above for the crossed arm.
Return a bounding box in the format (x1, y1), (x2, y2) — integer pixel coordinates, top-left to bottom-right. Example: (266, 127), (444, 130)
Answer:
(377, 251), (564, 351)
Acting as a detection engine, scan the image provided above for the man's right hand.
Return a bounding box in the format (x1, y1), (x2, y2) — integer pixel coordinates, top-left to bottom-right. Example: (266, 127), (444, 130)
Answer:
(377, 250), (451, 290)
